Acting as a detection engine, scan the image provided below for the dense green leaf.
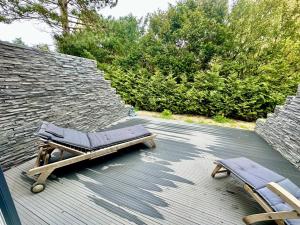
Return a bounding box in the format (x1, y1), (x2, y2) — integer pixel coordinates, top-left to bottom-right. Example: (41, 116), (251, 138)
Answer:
(57, 0), (300, 121)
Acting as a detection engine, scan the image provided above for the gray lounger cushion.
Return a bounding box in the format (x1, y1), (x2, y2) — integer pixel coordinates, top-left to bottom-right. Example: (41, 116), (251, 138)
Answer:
(38, 122), (91, 150)
(44, 123), (64, 138)
(88, 125), (151, 150)
(218, 157), (285, 189)
(257, 179), (300, 225)
(218, 157), (300, 225)
(37, 121), (152, 151)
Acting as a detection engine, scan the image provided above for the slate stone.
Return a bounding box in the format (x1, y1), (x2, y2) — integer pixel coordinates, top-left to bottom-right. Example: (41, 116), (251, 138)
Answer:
(255, 89), (300, 169)
(0, 41), (130, 171)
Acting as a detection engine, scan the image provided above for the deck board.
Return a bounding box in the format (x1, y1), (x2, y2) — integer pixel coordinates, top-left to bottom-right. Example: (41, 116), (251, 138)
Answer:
(5, 116), (300, 225)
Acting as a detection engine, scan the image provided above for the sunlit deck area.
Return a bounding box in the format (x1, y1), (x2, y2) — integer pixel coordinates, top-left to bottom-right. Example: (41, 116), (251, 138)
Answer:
(5, 117), (300, 225)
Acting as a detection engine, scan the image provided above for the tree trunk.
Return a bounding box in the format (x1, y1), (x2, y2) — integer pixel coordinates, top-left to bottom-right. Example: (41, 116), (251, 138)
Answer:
(58, 0), (70, 34)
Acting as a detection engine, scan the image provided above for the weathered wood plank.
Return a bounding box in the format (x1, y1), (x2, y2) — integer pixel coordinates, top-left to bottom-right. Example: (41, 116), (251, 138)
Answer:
(5, 117), (300, 225)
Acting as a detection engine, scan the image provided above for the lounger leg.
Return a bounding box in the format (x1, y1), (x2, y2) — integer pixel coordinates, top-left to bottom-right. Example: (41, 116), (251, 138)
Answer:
(43, 153), (50, 165)
(147, 139), (156, 148)
(60, 150), (64, 160)
(31, 168), (54, 194)
(211, 164), (231, 178)
(211, 164), (223, 178)
(35, 145), (54, 167)
(34, 147), (44, 167)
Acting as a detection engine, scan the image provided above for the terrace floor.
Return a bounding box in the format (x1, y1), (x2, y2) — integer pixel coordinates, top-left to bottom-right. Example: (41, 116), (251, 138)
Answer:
(5, 116), (300, 225)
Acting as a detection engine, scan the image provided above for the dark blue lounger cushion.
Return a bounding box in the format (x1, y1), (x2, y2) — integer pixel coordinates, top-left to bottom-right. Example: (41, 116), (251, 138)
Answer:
(218, 157), (300, 225)
(37, 121), (152, 151)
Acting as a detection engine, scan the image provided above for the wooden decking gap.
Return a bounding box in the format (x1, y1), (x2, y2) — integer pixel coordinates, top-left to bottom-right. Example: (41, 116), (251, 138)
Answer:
(5, 117), (300, 225)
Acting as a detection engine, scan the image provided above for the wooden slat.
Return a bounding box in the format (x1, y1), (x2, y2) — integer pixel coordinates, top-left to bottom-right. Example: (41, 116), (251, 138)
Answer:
(5, 117), (300, 225)
(48, 142), (85, 156)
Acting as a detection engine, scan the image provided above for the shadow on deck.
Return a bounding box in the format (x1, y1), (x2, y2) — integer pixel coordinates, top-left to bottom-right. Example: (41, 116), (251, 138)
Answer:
(5, 117), (300, 225)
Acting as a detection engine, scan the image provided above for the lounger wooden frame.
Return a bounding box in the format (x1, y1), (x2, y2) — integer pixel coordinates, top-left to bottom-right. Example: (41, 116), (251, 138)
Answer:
(27, 134), (156, 193)
(212, 163), (300, 225)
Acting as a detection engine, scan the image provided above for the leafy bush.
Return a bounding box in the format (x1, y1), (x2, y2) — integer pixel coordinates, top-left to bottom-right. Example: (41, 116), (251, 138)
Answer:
(161, 109), (173, 119)
(56, 0), (300, 121)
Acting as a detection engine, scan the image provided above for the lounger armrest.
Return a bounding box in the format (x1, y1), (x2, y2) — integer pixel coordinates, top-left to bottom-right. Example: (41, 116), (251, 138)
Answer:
(267, 182), (300, 213)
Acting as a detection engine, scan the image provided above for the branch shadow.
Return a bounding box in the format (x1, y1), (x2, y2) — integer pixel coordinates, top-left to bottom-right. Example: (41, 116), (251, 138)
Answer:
(51, 119), (211, 224)
(15, 117), (297, 225)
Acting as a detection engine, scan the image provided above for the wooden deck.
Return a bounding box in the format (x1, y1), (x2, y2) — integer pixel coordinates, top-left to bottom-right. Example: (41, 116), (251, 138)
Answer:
(5, 117), (300, 225)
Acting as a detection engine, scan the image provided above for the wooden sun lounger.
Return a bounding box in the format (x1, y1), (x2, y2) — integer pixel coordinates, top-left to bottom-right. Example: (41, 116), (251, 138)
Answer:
(211, 157), (300, 225)
(27, 122), (156, 193)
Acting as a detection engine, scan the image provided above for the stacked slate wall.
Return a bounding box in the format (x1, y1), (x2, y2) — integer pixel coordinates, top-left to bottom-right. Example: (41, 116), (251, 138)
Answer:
(256, 85), (300, 168)
(0, 41), (130, 170)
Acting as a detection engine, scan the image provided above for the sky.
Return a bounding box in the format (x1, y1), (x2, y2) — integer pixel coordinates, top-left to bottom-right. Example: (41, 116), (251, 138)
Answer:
(0, 0), (177, 50)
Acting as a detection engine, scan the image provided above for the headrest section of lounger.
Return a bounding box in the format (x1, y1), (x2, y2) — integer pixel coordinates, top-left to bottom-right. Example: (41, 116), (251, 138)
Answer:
(45, 123), (64, 138)
(36, 121), (91, 150)
(37, 121), (64, 138)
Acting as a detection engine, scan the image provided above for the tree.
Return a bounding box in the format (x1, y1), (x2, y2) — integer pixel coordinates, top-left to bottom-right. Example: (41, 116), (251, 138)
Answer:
(56, 0), (300, 121)
(0, 0), (118, 34)
(56, 15), (141, 65)
(132, 0), (229, 79)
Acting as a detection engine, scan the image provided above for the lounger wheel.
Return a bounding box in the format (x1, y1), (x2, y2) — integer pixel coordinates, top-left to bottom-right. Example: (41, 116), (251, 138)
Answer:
(31, 182), (45, 193)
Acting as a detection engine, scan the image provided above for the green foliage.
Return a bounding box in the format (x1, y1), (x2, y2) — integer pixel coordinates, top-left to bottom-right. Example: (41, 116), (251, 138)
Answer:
(161, 110), (173, 119)
(56, 15), (140, 63)
(56, 0), (300, 121)
(0, 0), (118, 34)
(213, 115), (232, 123)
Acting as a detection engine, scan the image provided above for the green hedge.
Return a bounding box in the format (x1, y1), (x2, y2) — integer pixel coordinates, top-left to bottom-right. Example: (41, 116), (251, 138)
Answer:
(105, 61), (287, 121)
(57, 0), (300, 121)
